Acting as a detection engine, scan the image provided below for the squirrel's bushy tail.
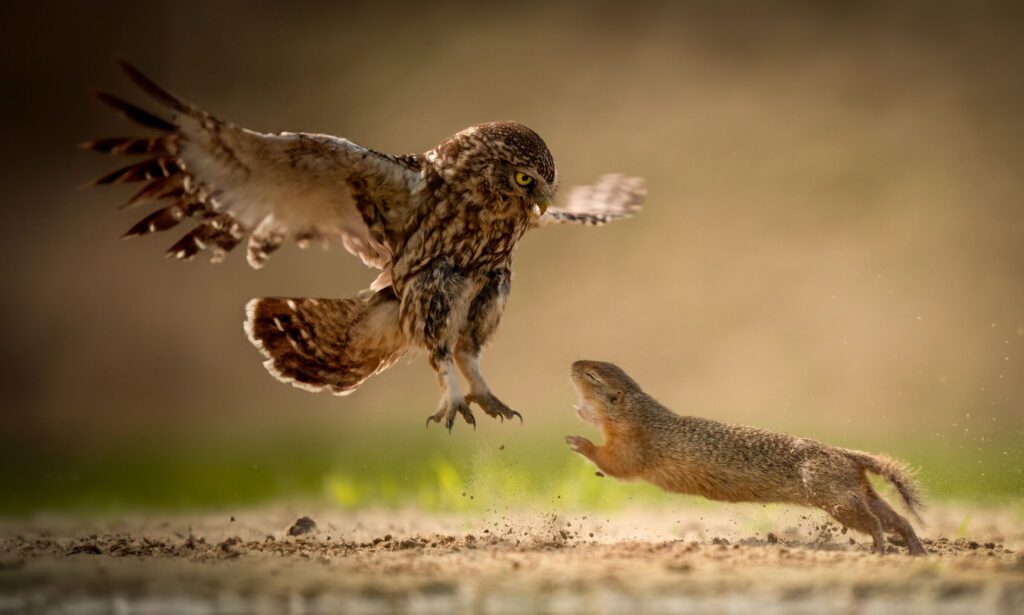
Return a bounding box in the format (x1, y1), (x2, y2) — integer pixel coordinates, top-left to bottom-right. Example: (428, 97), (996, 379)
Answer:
(245, 288), (406, 395)
(848, 451), (925, 522)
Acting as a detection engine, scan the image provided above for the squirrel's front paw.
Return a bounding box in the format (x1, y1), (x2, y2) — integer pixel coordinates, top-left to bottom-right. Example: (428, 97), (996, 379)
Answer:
(565, 435), (594, 454)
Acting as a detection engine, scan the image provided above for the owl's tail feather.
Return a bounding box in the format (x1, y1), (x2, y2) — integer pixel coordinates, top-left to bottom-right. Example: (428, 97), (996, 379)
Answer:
(244, 288), (407, 396)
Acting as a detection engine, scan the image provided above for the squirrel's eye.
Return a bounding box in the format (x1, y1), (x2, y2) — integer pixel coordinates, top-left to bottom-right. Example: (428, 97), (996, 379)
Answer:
(585, 371), (600, 383)
(514, 172), (534, 187)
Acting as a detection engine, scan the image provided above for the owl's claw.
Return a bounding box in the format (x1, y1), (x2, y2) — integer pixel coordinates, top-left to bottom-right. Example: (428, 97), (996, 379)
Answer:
(426, 398), (475, 433)
(466, 392), (523, 424)
(462, 412), (477, 432)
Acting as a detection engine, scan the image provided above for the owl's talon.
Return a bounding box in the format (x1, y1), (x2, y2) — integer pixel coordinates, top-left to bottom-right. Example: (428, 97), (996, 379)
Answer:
(466, 392), (523, 424)
(428, 398), (474, 433)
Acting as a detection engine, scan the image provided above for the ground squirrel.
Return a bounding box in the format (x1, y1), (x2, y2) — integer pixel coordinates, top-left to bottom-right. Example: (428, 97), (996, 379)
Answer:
(565, 360), (927, 555)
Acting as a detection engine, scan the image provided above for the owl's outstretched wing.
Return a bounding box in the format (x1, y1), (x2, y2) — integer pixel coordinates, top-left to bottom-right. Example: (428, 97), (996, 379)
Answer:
(83, 61), (420, 270)
(533, 173), (645, 228)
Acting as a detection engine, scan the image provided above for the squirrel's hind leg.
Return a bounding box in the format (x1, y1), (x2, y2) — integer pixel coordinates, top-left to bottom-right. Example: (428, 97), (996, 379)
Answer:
(828, 495), (886, 555)
(865, 488), (927, 556)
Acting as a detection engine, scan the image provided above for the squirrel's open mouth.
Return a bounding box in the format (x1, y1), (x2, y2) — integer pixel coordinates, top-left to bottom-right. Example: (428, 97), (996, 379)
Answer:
(574, 403), (601, 425)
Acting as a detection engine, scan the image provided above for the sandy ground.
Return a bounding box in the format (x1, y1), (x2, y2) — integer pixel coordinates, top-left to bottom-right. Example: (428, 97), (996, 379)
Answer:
(1, 503), (1022, 614)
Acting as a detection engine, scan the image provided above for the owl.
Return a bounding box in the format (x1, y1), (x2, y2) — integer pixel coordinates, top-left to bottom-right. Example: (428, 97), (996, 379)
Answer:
(84, 61), (644, 431)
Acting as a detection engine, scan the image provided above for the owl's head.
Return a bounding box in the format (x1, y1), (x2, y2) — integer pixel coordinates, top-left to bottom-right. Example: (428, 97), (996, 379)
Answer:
(432, 121), (558, 218)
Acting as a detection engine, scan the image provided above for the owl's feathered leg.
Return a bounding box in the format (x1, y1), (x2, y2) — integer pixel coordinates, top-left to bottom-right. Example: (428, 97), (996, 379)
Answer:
(458, 355), (522, 423)
(426, 359), (475, 432)
(456, 269), (522, 423)
(402, 261), (477, 432)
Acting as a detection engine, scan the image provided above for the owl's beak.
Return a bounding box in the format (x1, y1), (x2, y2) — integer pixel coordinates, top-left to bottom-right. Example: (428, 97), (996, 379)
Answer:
(531, 197), (551, 218)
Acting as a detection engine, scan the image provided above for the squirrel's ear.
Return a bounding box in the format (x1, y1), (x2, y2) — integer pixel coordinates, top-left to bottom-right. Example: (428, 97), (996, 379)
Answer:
(609, 390), (624, 406)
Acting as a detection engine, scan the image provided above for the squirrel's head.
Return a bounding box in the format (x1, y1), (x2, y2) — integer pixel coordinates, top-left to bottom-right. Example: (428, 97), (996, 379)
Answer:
(571, 360), (644, 424)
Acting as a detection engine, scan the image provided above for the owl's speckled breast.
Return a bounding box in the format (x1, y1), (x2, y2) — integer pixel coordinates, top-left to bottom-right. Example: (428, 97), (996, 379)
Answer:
(405, 204), (528, 280)
(390, 162), (533, 286)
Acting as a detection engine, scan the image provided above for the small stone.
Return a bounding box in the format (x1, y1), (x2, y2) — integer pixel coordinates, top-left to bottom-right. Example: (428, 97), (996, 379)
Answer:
(288, 516), (317, 536)
(767, 533), (778, 544)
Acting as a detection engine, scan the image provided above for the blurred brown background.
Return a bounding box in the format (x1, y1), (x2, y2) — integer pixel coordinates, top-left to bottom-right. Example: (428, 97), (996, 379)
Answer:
(1, 1), (1021, 470)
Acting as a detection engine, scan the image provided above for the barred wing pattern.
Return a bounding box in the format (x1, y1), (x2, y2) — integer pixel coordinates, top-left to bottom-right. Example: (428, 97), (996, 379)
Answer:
(536, 173), (645, 227)
(83, 61), (419, 270)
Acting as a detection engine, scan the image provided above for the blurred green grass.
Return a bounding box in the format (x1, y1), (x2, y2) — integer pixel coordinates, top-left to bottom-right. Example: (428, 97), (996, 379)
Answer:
(2, 428), (1020, 516)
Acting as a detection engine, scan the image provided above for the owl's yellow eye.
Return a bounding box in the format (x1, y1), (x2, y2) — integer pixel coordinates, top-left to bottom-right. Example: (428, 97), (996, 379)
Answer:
(514, 172), (534, 187)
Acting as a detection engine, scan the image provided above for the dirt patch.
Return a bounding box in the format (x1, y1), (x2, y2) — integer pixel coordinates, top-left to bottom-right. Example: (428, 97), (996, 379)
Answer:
(1, 503), (1022, 613)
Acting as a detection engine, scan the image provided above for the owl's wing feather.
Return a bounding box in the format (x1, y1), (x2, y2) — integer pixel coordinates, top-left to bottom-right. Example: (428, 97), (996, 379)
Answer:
(534, 173), (645, 227)
(83, 61), (420, 271)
